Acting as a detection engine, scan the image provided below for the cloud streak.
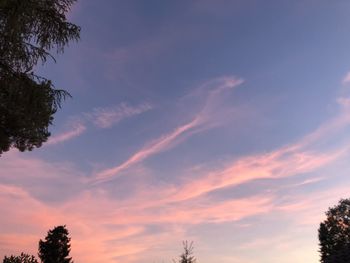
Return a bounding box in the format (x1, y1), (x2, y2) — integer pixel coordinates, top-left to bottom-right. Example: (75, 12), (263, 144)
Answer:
(111, 94), (350, 208)
(168, 148), (343, 203)
(92, 76), (243, 183)
(86, 102), (152, 129)
(47, 102), (152, 146)
(47, 122), (86, 145)
(165, 106), (350, 203)
(93, 116), (203, 183)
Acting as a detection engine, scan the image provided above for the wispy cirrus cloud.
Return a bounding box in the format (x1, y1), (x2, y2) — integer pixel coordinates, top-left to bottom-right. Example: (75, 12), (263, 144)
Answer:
(93, 116), (202, 183)
(85, 102), (152, 129)
(47, 102), (152, 146)
(47, 122), (87, 145)
(92, 76), (243, 183)
(168, 148), (342, 203)
(112, 93), (350, 207)
(91, 75), (350, 193)
(164, 98), (350, 203)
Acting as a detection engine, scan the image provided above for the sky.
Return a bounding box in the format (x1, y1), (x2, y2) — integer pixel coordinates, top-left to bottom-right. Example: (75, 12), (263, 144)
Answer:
(2, 0), (350, 262)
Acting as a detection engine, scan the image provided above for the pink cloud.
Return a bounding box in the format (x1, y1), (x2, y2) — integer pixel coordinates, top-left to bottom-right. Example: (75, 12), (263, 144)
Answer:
(165, 148), (342, 203)
(47, 122), (86, 145)
(160, 94), (350, 203)
(59, 191), (274, 262)
(0, 147), (276, 263)
(93, 116), (203, 183)
(0, 177), (273, 263)
(104, 99), (350, 211)
(46, 102), (152, 146)
(65, 193), (272, 225)
(342, 71), (350, 85)
(93, 76), (243, 183)
(86, 102), (152, 129)
(274, 184), (350, 226)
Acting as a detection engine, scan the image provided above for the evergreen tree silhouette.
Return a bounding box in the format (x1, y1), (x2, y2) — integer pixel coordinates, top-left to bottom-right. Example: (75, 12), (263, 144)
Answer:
(38, 225), (73, 263)
(173, 241), (197, 263)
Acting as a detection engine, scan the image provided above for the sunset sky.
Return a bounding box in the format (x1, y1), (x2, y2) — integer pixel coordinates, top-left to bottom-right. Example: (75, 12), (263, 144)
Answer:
(3, 1), (350, 262)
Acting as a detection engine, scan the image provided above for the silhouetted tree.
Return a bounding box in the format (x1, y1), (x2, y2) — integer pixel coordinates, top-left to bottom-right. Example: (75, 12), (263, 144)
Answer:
(38, 225), (73, 263)
(323, 247), (350, 263)
(0, 0), (80, 154)
(3, 253), (38, 263)
(319, 198), (350, 262)
(173, 241), (197, 263)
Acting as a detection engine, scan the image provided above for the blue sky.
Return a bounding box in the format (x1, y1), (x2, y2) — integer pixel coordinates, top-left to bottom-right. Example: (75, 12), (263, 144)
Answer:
(2, 1), (350, 262)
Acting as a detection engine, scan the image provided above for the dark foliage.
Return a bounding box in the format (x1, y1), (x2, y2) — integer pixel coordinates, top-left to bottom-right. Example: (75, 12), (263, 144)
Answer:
(173, 241), (197, 263)
(38, 225), (73, 263)
(319, 198), (350, 263)
(3, 253), (38, 263)
(0, 0), (80, 154)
